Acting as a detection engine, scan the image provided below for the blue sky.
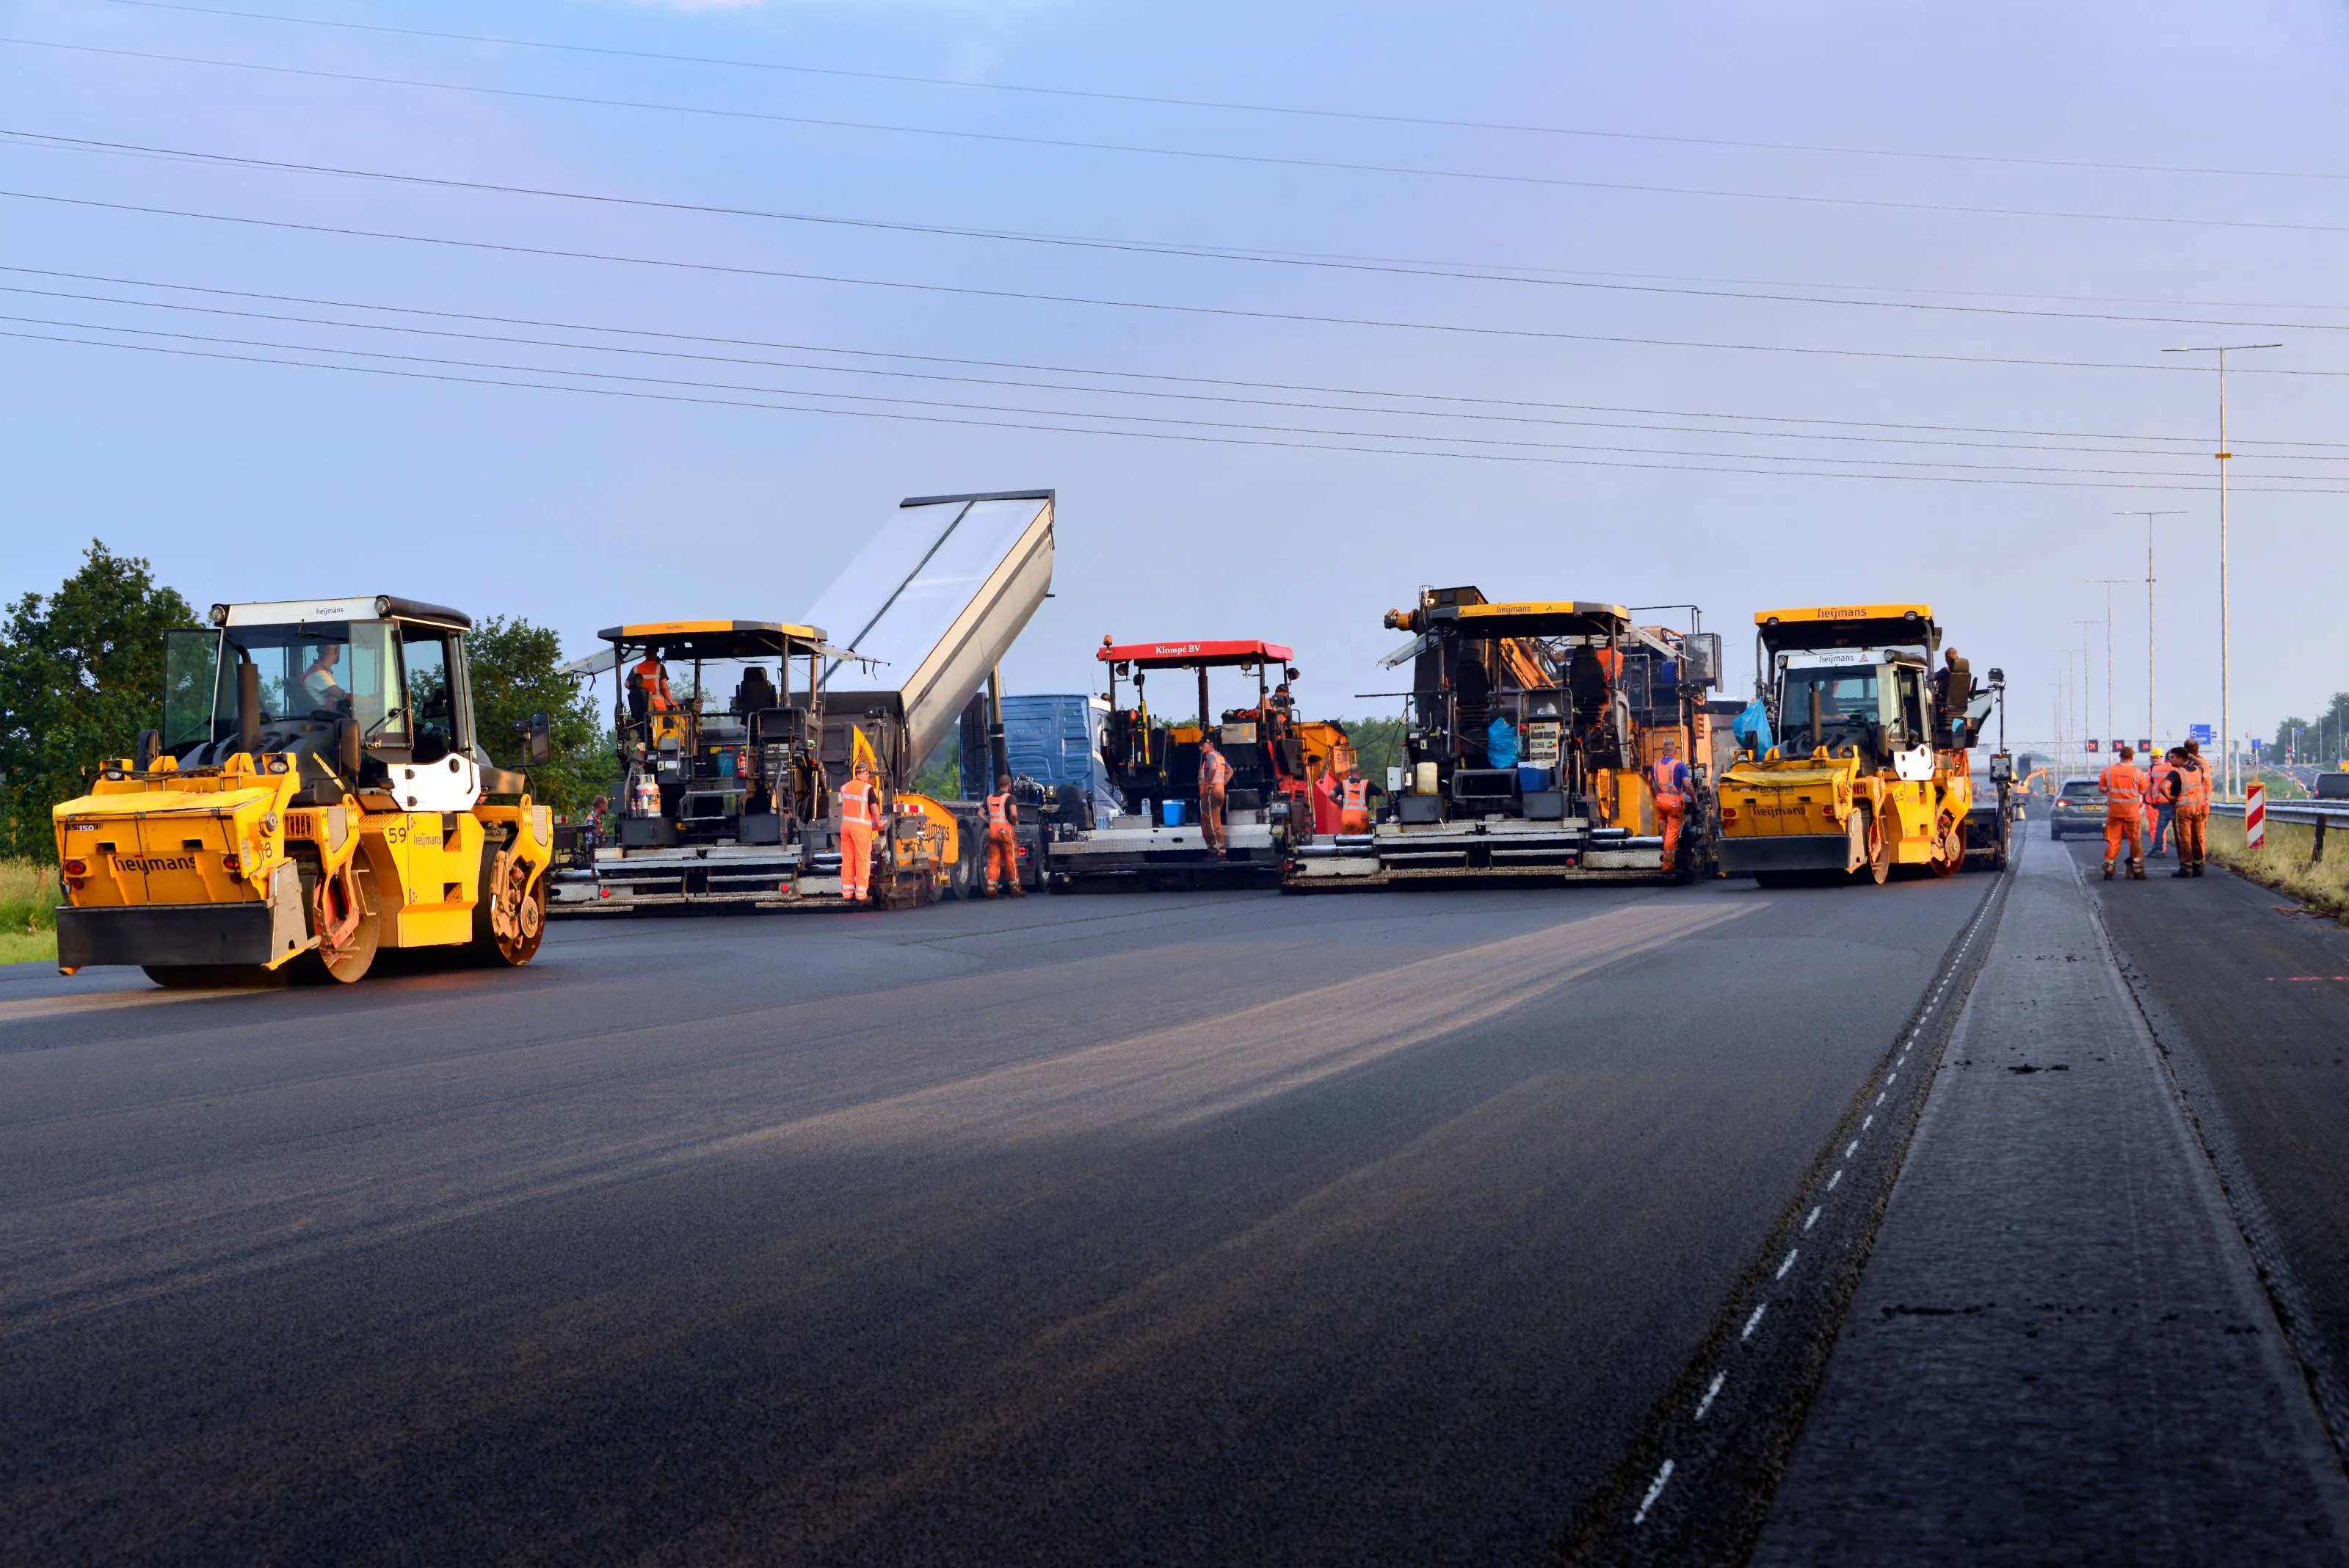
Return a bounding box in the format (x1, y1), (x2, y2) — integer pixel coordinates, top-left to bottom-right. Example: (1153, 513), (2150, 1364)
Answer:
(6, 0), (2348, 757)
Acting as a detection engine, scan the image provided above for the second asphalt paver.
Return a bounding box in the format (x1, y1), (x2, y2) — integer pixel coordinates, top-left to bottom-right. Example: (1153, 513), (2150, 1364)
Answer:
(1755, 835), (2349, 1565)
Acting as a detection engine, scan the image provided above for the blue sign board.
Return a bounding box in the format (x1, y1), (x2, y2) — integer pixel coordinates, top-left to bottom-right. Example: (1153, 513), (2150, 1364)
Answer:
(2190, 723), (2215, 744)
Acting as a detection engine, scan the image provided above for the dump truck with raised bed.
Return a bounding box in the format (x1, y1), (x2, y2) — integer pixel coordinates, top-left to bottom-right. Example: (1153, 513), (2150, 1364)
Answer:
(1716, 604), (1989, 885)
(794, 489), (1057, 906)
(51, 595), (555, 984)
(1285, 588), (1721, 889)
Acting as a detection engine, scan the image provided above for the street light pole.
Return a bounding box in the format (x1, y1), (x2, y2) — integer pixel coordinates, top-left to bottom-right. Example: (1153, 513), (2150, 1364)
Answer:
(2087, 578), (2127, 750)
(2115, 510), (2185, 749)
(2165, 342), (2281, 799)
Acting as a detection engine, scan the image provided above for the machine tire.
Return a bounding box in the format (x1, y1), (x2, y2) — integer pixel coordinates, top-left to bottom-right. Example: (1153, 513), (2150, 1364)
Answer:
(1860, 804), (1891, 885)
(471, 841), (547, 968)
(1752, 870), (1793, 889)
(1932, 824), (1964, 878)
(945, 819), (979, 901)
(299, 864), (382, 984)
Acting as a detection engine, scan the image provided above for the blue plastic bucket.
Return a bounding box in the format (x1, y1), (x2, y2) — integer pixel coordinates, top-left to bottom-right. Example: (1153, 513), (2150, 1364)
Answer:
(1517, 764), (1553, 793)
(1162, 799), (1188, 827)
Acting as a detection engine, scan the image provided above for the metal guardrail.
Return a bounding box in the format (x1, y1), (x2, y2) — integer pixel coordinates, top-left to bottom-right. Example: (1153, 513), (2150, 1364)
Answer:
(2212, 799), (2349, 824)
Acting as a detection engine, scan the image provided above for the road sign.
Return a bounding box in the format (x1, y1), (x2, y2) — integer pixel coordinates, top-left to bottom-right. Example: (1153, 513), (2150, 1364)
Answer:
(2247, 780), (2267, 849)
(2191, 723), (2215, 744)
(2086, 738), (2100, 753)
(2137, 738), (2152, 752)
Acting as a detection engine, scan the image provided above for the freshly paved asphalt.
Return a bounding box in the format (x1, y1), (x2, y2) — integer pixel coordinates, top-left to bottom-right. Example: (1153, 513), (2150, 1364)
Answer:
(1, 874), (1992, 1565)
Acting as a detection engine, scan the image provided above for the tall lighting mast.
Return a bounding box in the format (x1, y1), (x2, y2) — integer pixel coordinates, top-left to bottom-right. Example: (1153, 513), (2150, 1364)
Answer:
(2115, 511), (2185, 749)
(2164, 342), (2281, 798)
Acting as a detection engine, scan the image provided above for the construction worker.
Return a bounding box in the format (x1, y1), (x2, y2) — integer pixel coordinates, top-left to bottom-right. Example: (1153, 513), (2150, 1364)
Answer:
(2147, 748), (2177, 857)
(2099, 744), (2147, 881)
(1339, 763), (1373, 835)
(1649, 738), (1693, 870)
(625, 651), (675, 729)
(1199, 735), (1232, 857)
(983, 773), (1023, 897)
(837, 760), (881, 904)
(2172, 739), (2212, 878)
(1931, 648), (1974, 744)
(300, 642), (350, 714)
(1311, 764), (1343, 836)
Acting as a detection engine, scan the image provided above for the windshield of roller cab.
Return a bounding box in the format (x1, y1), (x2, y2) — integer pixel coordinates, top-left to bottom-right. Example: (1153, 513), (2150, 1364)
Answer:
(208, 620), (405, 741)
(1777, 667), (1879, 757)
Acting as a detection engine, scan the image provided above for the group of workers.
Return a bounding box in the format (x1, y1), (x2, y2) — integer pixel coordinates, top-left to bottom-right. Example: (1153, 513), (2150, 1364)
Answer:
(2095, 738), (2215, 881)
(826, 761), (1028, 904)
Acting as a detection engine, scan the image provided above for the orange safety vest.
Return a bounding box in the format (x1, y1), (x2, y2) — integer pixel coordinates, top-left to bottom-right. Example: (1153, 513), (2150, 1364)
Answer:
(985, 791), (1011, 827)
(838, 778), (876, 828)
(2149, 761), (2175, 805)
(1201, 749), (1231, 791)
(2178, 761), (2211, 815)
(631, 658), (675, 714)
(1341, 778), (1368, 812)
(1649, 757), (1686, 803)
(2099, 762), (2144, 813)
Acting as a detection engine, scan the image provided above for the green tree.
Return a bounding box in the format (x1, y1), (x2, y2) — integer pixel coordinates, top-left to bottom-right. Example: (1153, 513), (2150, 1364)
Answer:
(0, 542), (195, 861)
(465, 614), (617, 815)
(1338, 716), (1408, 783)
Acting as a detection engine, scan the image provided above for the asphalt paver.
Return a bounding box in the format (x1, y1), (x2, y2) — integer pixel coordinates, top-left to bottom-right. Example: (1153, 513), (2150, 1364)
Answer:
(2, 876), (1986, 1565)
(1754, 835), (2349, 1565)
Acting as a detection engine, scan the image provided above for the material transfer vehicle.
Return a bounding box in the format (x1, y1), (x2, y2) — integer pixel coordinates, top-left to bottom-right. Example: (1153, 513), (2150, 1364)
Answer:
(1285, 589), (1721, 889)
(567, 620), (834, 909)
(1716, 605), (1988, 885)
(52, 594), (555, 985)
(1049, 638), (1332, 888)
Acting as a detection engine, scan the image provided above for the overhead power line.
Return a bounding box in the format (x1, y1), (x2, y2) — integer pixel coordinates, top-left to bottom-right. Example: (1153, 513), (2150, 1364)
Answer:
(4, 45), (2344, 238)
(18, 321), (2342, 493)
(0, 307), (2264, 479)
(15, 186), (2349, 381)
(21, 262), (2325, 450)
(87, 0), (2349, 186)
(18, 270), (2349, 459)
(7, 120), (2349, 334)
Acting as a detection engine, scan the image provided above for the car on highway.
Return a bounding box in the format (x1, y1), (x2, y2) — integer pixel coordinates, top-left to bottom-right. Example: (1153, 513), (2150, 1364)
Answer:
(2047, 776), (2107, 840)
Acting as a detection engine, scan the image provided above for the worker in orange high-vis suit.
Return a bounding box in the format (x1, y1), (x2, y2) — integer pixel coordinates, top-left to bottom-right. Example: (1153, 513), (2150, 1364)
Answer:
(1649, 739), (1693, 872)
(983, 774), (1024, 897)
(2146, 749), (2177, 858)
(2099, 744), (2146, 881)
(1198, 736), (1232, 858)
(836, 761), (881, 903)
(1338, 763), (1373, 835)
(2171, 739), (2212, 878)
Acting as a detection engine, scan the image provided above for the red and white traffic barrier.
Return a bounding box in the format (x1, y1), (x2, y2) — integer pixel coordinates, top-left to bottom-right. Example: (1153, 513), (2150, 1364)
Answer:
(2246, 780), (2267, 849)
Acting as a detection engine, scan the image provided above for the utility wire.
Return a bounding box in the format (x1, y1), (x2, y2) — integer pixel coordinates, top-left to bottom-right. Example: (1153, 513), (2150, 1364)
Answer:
(86, 0), (2349, 186)
(17, 322), (2336, 493)
(5, 115), (2349, 333)
(25, 263), (2326, 450)
(7, 308), (2272, 479)
(17, 186), (2346, 380)
(2, 52), (2344, 238)
(21, 275), (2349, 462)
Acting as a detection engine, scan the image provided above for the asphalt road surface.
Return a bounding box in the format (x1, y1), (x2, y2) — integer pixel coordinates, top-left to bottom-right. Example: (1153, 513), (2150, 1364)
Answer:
(2071, 835), (2349, 1457)
(3, 875), (1993, 1566)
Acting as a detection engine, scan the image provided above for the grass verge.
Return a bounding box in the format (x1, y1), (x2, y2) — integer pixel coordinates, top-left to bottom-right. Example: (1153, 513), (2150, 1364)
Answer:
(0, 862), (59, 967)
(2210, 815), (2349, 922)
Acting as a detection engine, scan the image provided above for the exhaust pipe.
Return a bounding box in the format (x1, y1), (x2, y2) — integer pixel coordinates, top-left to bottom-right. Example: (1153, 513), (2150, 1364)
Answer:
(236, 658), (261, 758)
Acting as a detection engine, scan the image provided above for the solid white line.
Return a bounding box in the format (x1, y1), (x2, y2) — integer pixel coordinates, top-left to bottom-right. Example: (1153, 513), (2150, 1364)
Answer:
(1743, 1302), (1768, 1340)
(1695, 1371), (1726, 1420)
(1804, 1205), (1821, 1230)
(1633, 1459), (1675, 1524)
(1776, 1248), (1799, 1279)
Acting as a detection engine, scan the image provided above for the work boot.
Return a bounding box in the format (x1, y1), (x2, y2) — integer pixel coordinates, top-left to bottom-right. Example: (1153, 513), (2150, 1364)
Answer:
(2103, 861), (2116, 880)
(2193, 863), (2206, 877)
(2173, 865), (2192, 878)
(2130, 861), (2146, 880)
(983, 888), (998, 899)
(1010, 885), (1026, 898)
